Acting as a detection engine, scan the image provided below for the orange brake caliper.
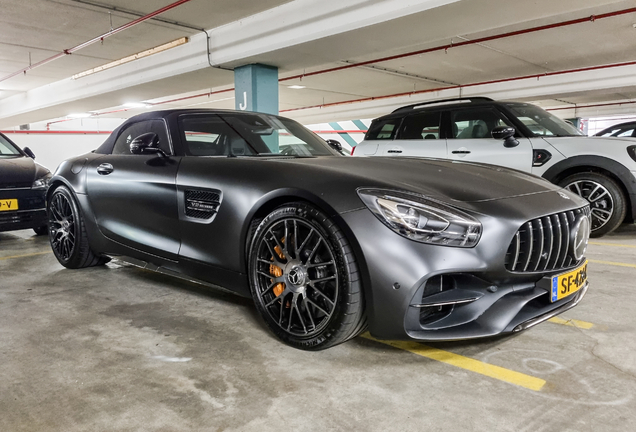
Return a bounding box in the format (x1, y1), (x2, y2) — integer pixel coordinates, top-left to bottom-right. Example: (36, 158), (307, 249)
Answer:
(270, 239), (285, 297)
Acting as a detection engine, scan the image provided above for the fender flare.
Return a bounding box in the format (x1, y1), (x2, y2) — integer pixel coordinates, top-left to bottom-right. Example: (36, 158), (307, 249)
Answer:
(239, 188), (373, 320)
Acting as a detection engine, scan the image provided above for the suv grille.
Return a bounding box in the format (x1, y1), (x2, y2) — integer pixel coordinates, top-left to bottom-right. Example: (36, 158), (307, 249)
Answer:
(505, 207), (590, 273)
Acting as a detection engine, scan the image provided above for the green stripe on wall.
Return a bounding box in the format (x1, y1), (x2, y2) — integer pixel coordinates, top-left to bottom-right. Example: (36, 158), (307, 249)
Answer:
(352, 120), (367, 131)
(328, 122), (358, 148)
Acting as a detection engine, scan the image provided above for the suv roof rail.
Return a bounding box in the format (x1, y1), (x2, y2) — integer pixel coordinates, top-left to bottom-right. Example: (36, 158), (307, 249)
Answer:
(391, 97), (494, 113)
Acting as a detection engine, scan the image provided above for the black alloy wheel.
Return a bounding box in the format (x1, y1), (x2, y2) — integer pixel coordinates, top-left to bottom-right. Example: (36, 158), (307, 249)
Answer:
(248, 203), (366, 350)
(48, 186), (109, 268)
(49, 189), (77, 262)
(560, 172), (627, 237)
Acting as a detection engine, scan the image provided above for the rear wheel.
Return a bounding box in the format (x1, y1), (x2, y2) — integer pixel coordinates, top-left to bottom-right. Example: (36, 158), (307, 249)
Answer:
(48, 186), (109, 268)
(559, 172), (626, 237)
(248, 203), (366, 350)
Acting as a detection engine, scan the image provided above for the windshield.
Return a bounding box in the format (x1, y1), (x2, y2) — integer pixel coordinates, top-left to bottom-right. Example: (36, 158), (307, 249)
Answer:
(596, 124), (635, 137)
(0, 134), (22, 158)
(180, 113), (339, 157)
(504, 103), (584, 137)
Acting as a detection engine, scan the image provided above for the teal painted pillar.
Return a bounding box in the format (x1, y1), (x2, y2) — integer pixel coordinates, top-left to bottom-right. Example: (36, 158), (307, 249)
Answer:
(234, 64), (279, 152)
(234, 64), (279, 115)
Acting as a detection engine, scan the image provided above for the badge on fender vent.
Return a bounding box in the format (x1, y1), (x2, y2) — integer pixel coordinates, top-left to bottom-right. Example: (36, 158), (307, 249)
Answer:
(185, 189), (222, 220)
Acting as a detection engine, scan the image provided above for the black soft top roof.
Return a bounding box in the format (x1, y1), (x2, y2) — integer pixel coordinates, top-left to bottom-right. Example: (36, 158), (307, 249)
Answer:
(94, 108), (271, 154)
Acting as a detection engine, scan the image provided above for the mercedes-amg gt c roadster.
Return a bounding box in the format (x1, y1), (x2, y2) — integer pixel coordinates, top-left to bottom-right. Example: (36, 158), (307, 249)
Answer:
(47, 109), (591, 350)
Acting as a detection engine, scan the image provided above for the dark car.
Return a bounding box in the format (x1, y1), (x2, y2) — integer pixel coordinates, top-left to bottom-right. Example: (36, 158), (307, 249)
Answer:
(47, 109), (591, 350)
(0, 132), (50, 235)
(595, 121), (636, 138)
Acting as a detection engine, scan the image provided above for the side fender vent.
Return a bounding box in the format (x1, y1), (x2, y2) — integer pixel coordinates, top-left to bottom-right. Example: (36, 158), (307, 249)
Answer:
(185, 189), (221, 220)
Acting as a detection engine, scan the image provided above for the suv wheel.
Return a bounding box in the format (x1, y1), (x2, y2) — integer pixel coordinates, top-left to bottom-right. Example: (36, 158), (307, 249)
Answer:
(559, 172), (626, 237)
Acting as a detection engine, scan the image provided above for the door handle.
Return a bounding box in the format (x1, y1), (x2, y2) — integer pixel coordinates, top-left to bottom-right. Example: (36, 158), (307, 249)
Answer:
(452, 150), (471, 155)
(387, 149), (403, 154)
(97, 163), (114, 175)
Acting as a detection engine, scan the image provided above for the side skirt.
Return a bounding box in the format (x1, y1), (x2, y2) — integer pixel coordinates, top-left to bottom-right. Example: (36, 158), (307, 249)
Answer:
(110, 255), (248, 298)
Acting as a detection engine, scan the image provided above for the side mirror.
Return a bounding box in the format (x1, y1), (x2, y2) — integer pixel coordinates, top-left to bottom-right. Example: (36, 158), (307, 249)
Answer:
(130, 133), (166, 157)
(325, 139), (345, 155)
(23, 147), (36, 159)
(492, 126), (519, 148)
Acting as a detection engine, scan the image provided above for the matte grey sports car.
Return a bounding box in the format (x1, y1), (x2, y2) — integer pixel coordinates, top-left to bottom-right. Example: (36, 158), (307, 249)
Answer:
(47, 109), (591, 350)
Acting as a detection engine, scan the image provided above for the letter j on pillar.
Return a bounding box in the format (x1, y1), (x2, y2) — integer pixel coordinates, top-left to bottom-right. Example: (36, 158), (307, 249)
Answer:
(234, 64), (279, 152)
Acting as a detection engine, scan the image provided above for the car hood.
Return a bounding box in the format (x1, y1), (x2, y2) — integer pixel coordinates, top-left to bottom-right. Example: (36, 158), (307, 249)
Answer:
(282, 156), (562, 203)
(0, 156), (49, 188)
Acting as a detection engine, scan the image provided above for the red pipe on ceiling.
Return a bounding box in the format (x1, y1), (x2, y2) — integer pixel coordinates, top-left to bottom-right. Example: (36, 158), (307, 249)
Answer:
(143, 7), (636, 110)
(0, 130), (112, 134)
(0, 0), (195, 84)
(279, 7), (636, 82)
(18, 5), (636, 122)
(280, 60), (636, 113)
(547, 100), (636, 111)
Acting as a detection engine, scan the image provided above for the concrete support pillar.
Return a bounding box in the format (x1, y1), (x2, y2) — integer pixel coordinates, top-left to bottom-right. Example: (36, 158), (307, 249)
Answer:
(234, 64), (279, 115)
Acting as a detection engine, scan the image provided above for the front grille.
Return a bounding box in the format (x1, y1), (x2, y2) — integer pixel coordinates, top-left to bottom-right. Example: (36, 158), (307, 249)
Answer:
(0, 182), (32, 189)
(184, 189), (221, 220)
(505, 207), (590, 273)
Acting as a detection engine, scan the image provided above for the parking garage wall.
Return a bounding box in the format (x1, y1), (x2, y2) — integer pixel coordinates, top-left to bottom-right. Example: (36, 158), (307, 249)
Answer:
(2, 132), (107, 172)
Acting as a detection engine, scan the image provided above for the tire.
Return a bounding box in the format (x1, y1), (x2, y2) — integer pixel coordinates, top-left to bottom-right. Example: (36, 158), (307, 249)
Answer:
(248, 202), (366, 350)
(559, 172), (626, 237)
(33, 225), (48, 236)
(48, 186), (109, 268)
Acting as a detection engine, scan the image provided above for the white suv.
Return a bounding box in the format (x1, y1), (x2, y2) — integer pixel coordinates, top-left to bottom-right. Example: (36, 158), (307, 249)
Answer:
(353, 97), (636, 237)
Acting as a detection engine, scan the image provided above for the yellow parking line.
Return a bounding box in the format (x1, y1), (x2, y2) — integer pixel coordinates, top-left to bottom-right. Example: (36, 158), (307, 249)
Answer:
(361, 334), (545, 391)
(0, 251), (52, 261)
(589, 259), (636, 269)
(548, 316), (594, 329)
(589, 242), (636, 248)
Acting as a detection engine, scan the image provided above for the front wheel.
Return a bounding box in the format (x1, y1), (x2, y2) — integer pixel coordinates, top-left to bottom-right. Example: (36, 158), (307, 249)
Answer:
(559, 172), (626, 237)
(248, 203), (366, 350)
(33, 225), (48, 236)
(48, 186), (109, 268)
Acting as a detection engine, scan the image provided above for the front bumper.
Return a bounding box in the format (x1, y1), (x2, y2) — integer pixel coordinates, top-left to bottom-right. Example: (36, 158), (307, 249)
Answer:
(340, 192), (590, 341)
(0, 188), (47, 232)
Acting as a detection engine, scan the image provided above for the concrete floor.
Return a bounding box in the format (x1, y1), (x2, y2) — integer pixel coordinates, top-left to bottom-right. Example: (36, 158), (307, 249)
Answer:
(1, 225), (635, 432)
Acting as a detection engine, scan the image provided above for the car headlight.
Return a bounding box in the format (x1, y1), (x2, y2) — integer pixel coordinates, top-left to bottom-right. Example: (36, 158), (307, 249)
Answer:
(32, 173), (52, 190)
(357, 188), (482, 247)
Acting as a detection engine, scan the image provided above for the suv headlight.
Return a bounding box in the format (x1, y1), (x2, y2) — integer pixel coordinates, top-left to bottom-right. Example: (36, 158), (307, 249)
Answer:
(32, 173), (52, 190)
(357, 188), (482, 247)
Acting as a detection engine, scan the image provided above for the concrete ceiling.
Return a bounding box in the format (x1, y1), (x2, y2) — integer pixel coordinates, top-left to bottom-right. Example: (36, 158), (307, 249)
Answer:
(1, 0), (636, 128)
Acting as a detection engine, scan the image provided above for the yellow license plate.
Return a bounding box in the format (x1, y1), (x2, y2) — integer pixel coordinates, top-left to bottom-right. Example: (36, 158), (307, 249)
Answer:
(0, 199), (18, 212)
(551, 260), (588, 302)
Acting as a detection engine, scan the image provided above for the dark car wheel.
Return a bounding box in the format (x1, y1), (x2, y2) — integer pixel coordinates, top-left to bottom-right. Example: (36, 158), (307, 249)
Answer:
(33, 225), (48, 236)
(248, 203), (366, 350)
(48, 186), (109, 268)
(559, 172), (626, 237)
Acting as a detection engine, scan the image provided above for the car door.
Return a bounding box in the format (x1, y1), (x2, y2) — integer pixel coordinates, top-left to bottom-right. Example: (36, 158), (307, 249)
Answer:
(381, 111), (446, 158)
(357, 117), (401, 156)
(86, 119), (182, 260)
(446, 107), (533, 172)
